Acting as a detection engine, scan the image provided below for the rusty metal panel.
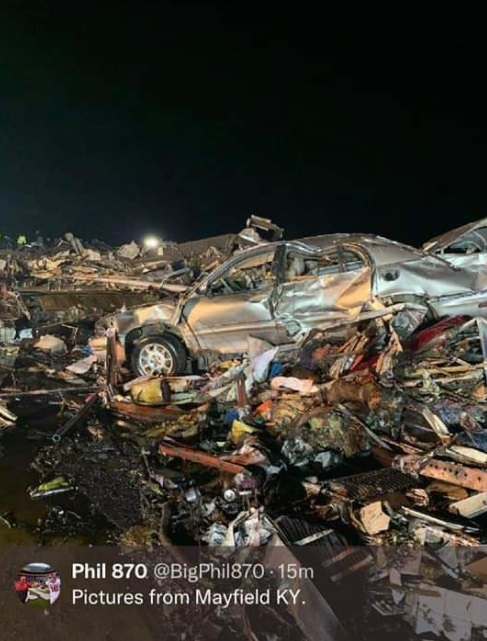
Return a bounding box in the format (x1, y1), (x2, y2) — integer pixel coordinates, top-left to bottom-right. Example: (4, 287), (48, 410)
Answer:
(420, 459), (487, 492)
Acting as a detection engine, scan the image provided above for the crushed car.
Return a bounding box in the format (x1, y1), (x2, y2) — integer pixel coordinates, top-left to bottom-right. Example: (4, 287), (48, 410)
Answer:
(97, 221), (487, 376)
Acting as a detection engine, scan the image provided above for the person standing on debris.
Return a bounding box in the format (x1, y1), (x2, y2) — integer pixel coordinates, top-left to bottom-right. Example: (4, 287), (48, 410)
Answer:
(33, 230), (44, 247)
(16, 234), (27, 247)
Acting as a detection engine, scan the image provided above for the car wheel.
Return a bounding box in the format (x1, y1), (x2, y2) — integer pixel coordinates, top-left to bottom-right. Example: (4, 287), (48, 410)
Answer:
(131, 334), (187, 377)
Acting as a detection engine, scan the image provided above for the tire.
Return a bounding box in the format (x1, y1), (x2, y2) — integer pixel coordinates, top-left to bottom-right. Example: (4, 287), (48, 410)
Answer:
(130, 334), (187, 377)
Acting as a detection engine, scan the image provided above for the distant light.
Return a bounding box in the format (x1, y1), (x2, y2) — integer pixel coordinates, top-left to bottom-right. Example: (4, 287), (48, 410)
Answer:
(143, 235), (161, 250)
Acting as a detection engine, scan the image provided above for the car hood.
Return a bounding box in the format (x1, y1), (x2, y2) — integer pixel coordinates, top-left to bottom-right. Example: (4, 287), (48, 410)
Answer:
(98, 299), (179, 336)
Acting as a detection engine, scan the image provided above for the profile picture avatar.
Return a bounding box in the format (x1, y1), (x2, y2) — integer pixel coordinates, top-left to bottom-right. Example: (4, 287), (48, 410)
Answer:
(14, 563), (61, 608)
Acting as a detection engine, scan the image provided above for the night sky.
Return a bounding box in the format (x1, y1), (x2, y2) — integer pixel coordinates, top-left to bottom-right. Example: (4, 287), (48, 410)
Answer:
(1, 2), (486, 246)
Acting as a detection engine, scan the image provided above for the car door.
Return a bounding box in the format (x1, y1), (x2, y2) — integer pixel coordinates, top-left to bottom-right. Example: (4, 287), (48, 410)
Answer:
(181, 246), (281, 354)
(272, 241), (373, 339)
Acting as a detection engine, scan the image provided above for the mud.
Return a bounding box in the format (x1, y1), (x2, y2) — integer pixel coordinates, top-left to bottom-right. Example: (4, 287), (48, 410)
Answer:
(0, 402), (114, 544)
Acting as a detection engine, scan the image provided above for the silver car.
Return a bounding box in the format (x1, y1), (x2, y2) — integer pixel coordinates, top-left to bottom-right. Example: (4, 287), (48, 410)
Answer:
(100, 222), (487, 376)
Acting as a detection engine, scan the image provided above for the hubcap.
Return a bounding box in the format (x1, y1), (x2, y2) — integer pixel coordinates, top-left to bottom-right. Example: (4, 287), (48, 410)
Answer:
(138, 343), (174, 376)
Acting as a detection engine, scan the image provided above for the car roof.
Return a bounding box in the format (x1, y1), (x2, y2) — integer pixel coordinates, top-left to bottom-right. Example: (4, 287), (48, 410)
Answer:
(423, 216), (487, 253)
(293, 233), (424, 266)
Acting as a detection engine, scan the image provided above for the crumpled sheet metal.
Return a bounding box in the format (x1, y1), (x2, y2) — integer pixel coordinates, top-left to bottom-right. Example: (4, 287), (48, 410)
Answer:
(184, 295), (276, 355)
(423, 216), (487, 254)
(377, 253), (487, 300)
(111, 301), (178, 336)
(275, 267), (372, 324)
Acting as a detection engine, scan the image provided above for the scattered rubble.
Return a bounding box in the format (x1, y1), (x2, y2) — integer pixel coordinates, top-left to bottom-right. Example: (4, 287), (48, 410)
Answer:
(1, 217), (487, 638)
(8, 297), (486, 549)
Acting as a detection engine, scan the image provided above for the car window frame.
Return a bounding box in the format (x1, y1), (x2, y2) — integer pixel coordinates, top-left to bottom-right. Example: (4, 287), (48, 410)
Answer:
(197, 244), (280, 297)
(280, 241), (372, 283)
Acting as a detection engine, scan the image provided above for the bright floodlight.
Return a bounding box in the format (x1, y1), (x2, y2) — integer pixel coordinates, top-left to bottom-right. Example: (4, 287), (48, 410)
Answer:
(143, 235), (160, 250)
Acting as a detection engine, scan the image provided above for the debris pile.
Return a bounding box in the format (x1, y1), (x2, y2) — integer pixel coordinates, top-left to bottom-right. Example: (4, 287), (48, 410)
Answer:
(1, 217), (487, 638)
(349, 547), (487, 641)
(8, 306), (483, 553)
(96, 309), (487, 550)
